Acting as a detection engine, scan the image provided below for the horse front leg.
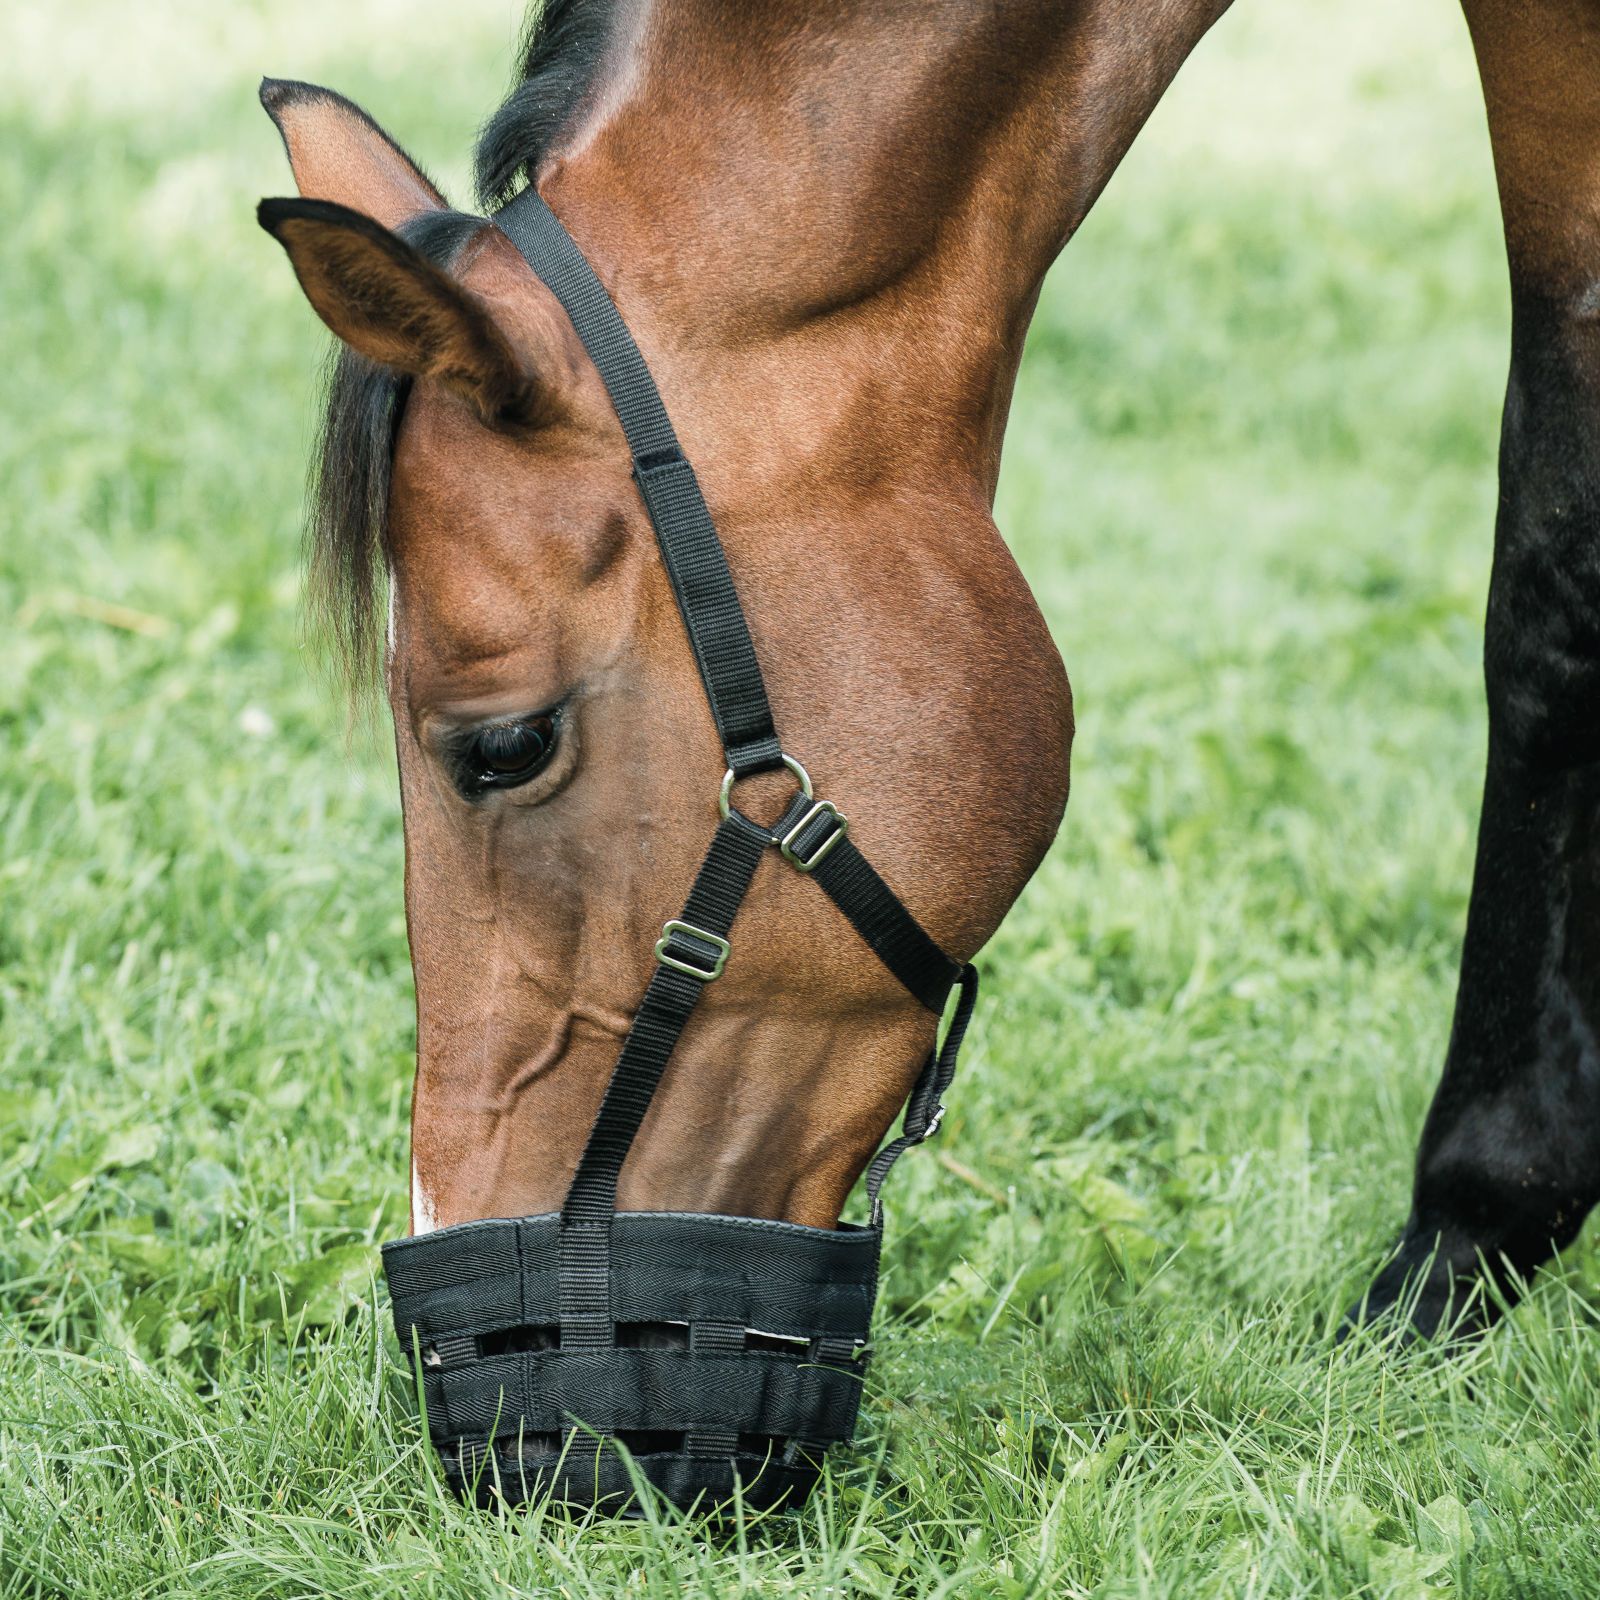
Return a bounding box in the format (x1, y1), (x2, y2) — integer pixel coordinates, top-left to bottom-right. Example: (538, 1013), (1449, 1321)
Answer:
(1350, 0), (1600, 1341)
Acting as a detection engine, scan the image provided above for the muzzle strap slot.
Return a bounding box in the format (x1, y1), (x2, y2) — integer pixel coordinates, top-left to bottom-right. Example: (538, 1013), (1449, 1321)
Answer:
(685, 1321), (746, 1458)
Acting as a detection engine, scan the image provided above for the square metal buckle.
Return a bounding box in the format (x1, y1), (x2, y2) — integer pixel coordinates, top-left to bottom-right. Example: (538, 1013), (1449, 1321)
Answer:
(779, 800), (849, 873)
(654, 919), (730, 981)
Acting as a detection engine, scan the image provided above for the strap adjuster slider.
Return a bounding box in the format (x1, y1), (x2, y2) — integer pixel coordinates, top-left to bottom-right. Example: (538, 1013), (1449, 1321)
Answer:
(654, 919), (730, 981)
(779, 800), (850, 873)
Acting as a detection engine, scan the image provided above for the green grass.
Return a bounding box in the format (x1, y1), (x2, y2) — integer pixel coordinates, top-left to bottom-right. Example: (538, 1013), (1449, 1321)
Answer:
(5, 2), (1599, 1595)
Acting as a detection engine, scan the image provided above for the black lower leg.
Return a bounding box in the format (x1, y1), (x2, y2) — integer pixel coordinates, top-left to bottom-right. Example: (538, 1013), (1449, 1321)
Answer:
(1351, 291), (1600, 1340)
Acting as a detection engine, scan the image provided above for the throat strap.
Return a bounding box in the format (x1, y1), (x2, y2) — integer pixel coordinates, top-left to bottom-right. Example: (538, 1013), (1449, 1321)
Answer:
(864, 963), (979, 1224)
(807, 835), (961, 1013)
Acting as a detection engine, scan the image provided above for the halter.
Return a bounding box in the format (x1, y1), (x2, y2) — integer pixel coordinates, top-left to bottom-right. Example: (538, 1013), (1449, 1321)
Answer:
(381, 189), (977, 1514)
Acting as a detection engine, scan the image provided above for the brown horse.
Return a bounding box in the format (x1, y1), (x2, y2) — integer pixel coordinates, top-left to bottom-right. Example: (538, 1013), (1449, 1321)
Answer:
(259, 0), (1600, 1395)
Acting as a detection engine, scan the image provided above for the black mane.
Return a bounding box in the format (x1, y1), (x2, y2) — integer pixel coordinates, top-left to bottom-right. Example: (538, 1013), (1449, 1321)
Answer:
(475, 0), (618, 208)
(308, 1), (615, 693)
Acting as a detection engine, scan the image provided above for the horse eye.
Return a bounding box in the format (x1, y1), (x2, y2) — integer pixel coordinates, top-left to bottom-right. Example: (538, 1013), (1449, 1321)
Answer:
(468, 715), (557, 791)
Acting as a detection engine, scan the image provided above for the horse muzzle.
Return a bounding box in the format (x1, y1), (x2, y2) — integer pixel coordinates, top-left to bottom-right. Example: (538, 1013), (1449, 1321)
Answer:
(383, 1210), (879, 1513)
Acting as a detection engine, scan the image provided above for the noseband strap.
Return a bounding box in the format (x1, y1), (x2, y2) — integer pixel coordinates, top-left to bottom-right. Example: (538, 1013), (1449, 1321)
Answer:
(383, 188), (981, 1511)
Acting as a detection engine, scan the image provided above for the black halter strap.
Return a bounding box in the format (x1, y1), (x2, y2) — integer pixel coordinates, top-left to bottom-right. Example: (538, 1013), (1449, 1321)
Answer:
(497, 193), (782, 778)
(494, 188), (977, 1355)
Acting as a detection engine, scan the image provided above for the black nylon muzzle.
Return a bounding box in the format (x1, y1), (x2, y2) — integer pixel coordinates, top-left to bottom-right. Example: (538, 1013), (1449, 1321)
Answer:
(384, 1213), (878, 1511)
(380, 189), (979, 1516)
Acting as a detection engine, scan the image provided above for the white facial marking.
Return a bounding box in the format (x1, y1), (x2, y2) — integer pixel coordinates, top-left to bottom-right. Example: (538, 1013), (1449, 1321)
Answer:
(410, 1152), (439, 1236)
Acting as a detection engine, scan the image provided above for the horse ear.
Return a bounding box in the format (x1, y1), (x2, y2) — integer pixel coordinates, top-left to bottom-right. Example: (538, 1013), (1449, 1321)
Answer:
(258, 197), (547, 428)
(259, 78), (446, 229)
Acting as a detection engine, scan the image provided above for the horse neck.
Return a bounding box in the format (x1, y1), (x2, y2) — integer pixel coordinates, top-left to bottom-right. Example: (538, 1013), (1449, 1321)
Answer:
(538, 0), (1230, 495)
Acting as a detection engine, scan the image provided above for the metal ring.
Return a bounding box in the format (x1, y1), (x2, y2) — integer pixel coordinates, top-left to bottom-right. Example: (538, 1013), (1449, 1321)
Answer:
(718, 753), (812, 820)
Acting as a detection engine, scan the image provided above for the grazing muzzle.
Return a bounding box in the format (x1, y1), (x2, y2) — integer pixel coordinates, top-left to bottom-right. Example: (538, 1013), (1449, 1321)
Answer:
(384, 1213), (876, 1510)
(380, 191), (977, 1516)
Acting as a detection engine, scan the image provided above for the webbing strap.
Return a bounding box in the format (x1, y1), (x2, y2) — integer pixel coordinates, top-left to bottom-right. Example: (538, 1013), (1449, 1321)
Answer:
(686, 1321), (745, 1458)
(497, 187), (782, 778)
(864, 964), (979, 1223)
(384, 1211), (881, 1349)
(772, 794), (959, 1015)
(808, 836), (960, 1013)
(559, 811), (771, 1347)
(437, 1345), (864, 1440)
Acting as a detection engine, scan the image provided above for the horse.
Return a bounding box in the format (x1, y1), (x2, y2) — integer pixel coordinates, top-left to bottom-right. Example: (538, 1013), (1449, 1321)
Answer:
(257, 0), (1600, 1504)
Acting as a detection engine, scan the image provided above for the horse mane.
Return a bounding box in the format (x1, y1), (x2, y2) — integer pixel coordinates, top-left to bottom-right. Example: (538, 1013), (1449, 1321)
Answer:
(476, 0), (618, 208)
(308, 0), (617, 694)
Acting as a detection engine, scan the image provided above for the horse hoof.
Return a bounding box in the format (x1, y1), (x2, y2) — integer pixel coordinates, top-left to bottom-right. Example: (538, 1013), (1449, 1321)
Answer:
(1336, 1233), (1503, 1349)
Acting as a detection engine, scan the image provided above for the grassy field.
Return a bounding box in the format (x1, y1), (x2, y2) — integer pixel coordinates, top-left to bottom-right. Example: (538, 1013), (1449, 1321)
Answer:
(5, 2), (1599, 1595)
